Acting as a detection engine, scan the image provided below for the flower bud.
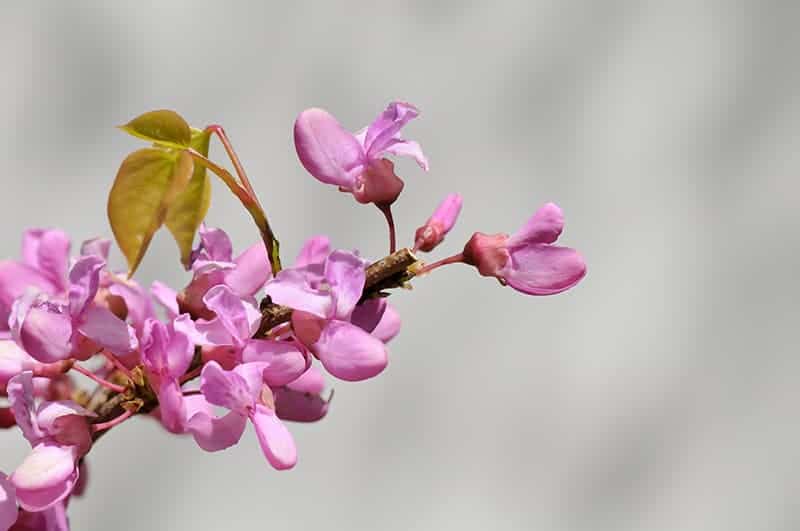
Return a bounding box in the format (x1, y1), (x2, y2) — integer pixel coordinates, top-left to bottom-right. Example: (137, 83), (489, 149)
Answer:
(414, 193), (463, 252)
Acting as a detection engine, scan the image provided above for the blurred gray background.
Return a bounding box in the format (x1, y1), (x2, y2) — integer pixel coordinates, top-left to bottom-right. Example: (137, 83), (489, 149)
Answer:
(1, 2), (799, 530)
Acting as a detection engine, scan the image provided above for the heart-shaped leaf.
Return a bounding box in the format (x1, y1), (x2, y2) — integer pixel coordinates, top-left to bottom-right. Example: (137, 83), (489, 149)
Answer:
(108, 148), (194, 275)
(119, 110), (192, 149)
(165, 129), (212, 268)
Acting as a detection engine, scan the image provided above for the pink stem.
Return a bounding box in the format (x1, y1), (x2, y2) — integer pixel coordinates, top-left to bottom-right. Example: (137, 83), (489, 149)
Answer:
(378, 204), (397, 253)
(205, 124), (259, 203)
(91, 409), (134, 433)
(417, 252), (466, 276)
(71, 364), (127, 394)
(180, 365), (203, 384)
(102, 350), (133, 379)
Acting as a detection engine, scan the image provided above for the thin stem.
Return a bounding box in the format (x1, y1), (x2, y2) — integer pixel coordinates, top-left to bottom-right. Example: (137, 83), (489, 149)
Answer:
(186, 148), (282, 274)
(180, 365), (203, 384)
(205, 125), (258, 201)
(417, 252), (465, 276)
(91, 409), (134, 433)
(72, 365), (127, 394)
(378, 204), (397, 253)
(102, 350), (132, 379)
(182, 389), (202, 397)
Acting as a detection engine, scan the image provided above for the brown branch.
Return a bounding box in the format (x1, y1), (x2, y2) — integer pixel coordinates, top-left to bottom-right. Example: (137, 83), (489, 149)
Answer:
(87, 247), (421, 439)
(255, 248), (419, 337)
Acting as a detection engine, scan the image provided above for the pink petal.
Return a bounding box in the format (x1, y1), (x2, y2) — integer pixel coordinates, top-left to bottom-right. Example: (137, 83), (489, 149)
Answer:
(250, 405), (297, 470)
(22, 229), (71, 294)
(107, 279), (155, 333)
(150, 281), (179, 319)
(225, 242), (271, 298)
(324, 250), (366, 320)
(173, 313), (234, 348)
(363, 101), (420, 158)
(200, 361), (253, 413)
(76, 306), (137, 355)
(264, 268), (332, 319)
(295, 236), (331, 267)
(202, 285), (261, 344)
(11, 443), (77, 512)
(190, 225), (234, 274)
(370, 302), (401, 343)
(275, 388), (329, 423)
(507, 202), (564, 247)
(382, 138), (429, 170)
(79, 237), (110, 260)
(349, 302), (401, 346)
(286, 365), (326, 394)
(502, 244), (586, 295)
(67, 256), (104, 317)
(35, 403), (92, 457)
(0, 262), (58, 330)
(314, 320), (388, 382)
(7, 372), (42, 444)
(157, 379), (187, 434)
(294, 108), (365, 189)
(241, 340), (308, 387)
(17, 302), (73, 364)
(0, 474), (17, 531)
(187, 410), (247, 452)
(0, 340), (33, 389)
(140, 319), (193, 379)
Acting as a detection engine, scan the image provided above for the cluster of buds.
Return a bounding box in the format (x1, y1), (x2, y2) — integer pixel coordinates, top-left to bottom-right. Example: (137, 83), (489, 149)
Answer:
(0, 101), (585, 529)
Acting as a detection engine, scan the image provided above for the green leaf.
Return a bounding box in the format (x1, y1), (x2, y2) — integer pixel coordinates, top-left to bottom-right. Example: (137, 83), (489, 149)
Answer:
(119, 110), (192, 148)
(165, 129), (212, 268)
(107, 148), (194, 276)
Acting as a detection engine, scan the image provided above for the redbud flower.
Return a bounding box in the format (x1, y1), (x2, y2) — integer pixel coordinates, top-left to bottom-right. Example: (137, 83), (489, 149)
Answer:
(293, 101), (428, 206)
(9, 256), (137, 363)
(462, 203), (586, 295)
(180, 225), (271, 318)
(414, 193), (463, 252)
(187, 361), (297, 470)
(175, 285), (308, 385)
(265, 250), (389, 381)
(7, 372), (92, 512)
(0, 229), (70, 330)
(140, 318), (194, 433)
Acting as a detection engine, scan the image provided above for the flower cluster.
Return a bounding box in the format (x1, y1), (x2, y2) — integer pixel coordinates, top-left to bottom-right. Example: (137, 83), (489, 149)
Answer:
(0, 101), (585, 529)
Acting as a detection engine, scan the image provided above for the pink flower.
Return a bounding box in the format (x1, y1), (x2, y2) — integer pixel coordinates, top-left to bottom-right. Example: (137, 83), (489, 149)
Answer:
(9, 256), (137, 363)
(293, 101), (428, 206)
(175, 285), (308, 386)
(265, 250), (389, 381)
(0, 230), (70, 331)
(186, 361), (297, 470)
(179, 225), (271, 318)
(139, 318), (194, 433)
(414, 193), (463, 252)
(7, 372), (92, 512)
(462, 203), (586, 295)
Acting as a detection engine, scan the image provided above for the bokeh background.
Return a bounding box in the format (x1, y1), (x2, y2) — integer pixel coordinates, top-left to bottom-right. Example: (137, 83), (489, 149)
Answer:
(1, 2), (799, 530)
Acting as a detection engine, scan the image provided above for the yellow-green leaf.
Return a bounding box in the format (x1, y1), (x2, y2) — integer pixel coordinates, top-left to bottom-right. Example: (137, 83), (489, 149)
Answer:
(165, 129), (212, 268)
(107, 148), (194, 276)
(119, 110), (192, 148)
